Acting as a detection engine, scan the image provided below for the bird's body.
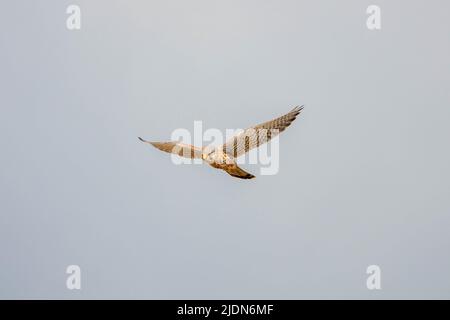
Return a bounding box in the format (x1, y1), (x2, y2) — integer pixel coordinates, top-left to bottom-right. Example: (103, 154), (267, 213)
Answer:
(203, 150), (255, 179)
(139, 106), (303, 179)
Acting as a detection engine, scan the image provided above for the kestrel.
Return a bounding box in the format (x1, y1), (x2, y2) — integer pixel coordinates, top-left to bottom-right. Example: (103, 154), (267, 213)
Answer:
(139, 106), (303, 179)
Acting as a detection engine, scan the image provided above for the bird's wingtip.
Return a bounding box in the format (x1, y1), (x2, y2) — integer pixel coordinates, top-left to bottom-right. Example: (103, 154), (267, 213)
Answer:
(138, 137), (146, 142)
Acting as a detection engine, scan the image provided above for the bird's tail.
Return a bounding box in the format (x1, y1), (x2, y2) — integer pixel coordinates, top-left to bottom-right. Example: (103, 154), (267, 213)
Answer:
(224, 165), (255, 179)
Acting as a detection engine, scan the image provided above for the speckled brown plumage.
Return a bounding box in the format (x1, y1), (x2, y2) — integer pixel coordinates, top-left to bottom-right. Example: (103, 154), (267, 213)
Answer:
(139, 106), (303, 179)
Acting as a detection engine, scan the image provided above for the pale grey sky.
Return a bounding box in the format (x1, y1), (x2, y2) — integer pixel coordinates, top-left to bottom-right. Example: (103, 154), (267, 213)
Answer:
(1, 0), (450, 299)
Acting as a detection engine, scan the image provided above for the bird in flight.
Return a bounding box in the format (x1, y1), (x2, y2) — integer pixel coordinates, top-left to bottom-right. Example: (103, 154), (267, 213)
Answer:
(139, 106), (304, 179)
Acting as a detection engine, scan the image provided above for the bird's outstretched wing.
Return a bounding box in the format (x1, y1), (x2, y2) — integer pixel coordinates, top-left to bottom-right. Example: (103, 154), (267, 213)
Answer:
(221, 106), (303, 158)
(138, 137), (203, 159)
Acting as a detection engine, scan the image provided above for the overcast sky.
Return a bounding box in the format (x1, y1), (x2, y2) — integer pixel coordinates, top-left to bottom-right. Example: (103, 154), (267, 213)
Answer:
(1, 0), (450, 298)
